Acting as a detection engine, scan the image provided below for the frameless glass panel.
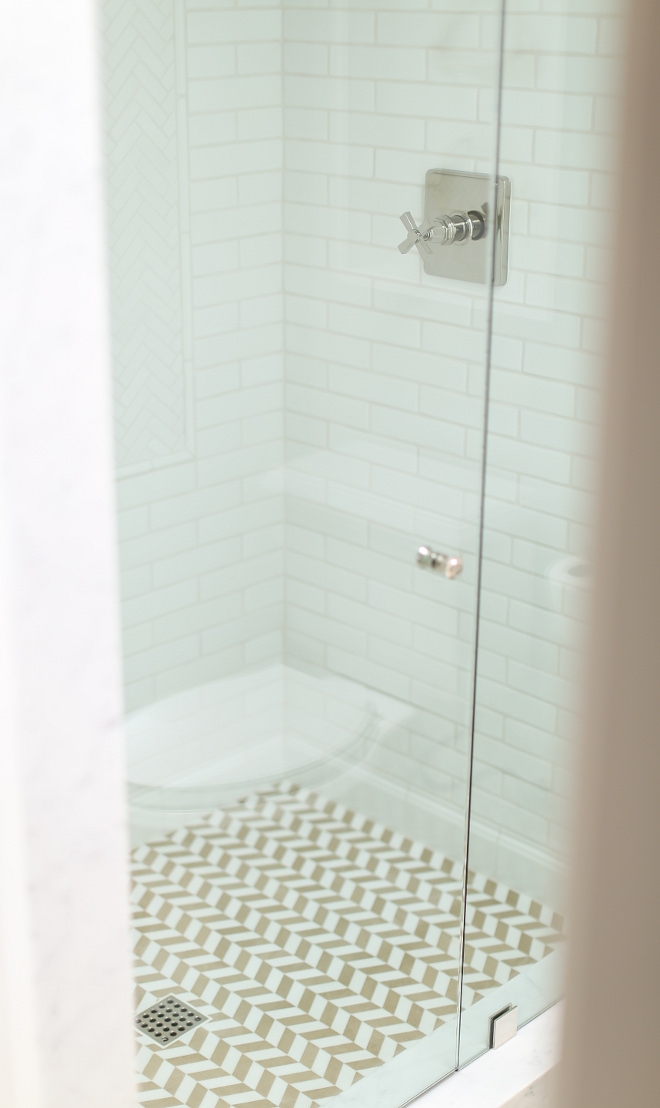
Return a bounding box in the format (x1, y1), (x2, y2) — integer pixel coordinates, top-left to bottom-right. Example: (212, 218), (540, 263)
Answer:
(102, 0), (503, 1104)
(459, 0), (624, 1065)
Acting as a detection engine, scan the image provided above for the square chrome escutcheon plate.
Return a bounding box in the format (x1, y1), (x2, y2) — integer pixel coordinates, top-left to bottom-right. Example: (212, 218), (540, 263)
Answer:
(423, 169), (511, 285)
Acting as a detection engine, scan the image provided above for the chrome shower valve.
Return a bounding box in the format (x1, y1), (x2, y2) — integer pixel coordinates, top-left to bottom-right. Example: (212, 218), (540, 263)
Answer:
(397, 169), (511, 285)
(399, 209), (485, 256)
(432, 208), (486, 244)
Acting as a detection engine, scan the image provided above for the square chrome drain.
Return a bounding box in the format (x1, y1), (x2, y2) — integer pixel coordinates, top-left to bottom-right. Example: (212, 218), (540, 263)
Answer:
(135, 995), (208, 1046)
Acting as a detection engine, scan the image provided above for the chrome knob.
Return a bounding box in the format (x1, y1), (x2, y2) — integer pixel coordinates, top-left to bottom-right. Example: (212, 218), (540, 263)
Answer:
(444, 555), (463, 579)
(416, 546), (463, 579)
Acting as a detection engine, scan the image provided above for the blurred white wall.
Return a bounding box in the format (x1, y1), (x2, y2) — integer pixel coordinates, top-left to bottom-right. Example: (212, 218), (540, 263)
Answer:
(561, 0), (660, 1103)
(0, 3), (136, 1106)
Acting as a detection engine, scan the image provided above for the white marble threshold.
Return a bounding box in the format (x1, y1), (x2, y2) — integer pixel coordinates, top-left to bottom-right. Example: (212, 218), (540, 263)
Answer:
(330, 952), (561, 1108)
(413, 1004), (561, 1108)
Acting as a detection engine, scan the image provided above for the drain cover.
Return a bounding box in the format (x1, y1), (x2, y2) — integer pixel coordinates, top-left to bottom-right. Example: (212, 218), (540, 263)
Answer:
(135, 995), (208, 1046)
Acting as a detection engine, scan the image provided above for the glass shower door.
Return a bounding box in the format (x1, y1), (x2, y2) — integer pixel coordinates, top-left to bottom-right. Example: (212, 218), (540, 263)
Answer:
(459, 0), (624, 1066)
(275, 6), (506, 1102)
(102, 1), (505, 1105)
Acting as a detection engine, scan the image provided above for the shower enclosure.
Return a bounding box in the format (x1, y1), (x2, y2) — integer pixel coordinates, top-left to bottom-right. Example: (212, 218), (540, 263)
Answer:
(103, 0), (621, 1102)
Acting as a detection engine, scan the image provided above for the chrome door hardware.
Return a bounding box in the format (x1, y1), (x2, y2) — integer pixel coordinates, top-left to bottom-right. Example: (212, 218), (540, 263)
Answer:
(490, 1005), (518, 1049)
(417, 546), (463, 579)
(398, 169), (511, 285)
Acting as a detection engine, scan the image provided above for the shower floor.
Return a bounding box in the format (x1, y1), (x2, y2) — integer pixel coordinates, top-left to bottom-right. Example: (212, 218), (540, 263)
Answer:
(131, 783), (563, 1108)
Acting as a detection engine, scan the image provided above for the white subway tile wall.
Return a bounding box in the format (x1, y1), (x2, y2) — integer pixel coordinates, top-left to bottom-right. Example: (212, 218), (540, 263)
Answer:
(281, 0), (619, 900)
(471, 1), (621, 899)
(104, 0), (285, 713)
(281, 1), (500, 872)
(105, 0), (620, 900)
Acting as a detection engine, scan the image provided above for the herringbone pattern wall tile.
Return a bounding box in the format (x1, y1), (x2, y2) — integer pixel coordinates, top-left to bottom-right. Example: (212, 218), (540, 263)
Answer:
(105, 0), (286, 709)
(104, 0), (188, 469)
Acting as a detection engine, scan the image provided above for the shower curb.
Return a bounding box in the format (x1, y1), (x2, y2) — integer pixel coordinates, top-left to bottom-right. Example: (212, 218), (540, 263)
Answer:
(414, 1004), (561, 1108)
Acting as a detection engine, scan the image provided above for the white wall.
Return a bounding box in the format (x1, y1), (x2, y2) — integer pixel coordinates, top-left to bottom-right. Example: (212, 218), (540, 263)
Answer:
(104, 0), (285, 711)
(470, 1), (621, 898)
(280, 0), (620, 900)
(0, 1), (136, 1104)
(562, 4), (660, 1100)
(280, 0), (500, 843)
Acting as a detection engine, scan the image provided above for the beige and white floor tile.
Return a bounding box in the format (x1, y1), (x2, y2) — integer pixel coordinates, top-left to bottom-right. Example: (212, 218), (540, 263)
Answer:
(131, 784), (564, 1108)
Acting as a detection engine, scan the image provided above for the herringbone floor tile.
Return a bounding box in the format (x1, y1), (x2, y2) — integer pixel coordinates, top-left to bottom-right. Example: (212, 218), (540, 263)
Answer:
(132, 783), (563, 1108)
